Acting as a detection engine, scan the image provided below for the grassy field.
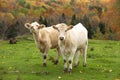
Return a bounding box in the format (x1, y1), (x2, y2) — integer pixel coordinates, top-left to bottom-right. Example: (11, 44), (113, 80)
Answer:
(0, 37), (120, 80)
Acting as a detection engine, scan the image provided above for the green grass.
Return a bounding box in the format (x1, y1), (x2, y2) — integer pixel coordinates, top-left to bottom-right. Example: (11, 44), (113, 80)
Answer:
(0, 38), (120, 80)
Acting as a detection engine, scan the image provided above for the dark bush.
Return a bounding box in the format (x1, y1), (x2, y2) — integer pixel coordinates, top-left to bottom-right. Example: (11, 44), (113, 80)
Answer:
(9, 37), (17, 44)
(5, 21), (19, 39)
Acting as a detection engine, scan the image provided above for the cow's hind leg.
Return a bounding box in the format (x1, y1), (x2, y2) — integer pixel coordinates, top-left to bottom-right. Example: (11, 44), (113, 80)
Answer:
(74, 50), (80, 67)
(83, 46), (87, 67)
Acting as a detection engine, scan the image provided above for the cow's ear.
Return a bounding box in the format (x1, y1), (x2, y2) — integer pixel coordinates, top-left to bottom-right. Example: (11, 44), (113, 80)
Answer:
(38, 24), (45, 29)
(53, 25), (58, 31)
(66, 25), (73, 32)
(24, 23), (31, 29)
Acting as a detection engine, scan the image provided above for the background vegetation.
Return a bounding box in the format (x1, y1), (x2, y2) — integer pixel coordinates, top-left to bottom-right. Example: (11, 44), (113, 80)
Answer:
(0, 0), (120, 40)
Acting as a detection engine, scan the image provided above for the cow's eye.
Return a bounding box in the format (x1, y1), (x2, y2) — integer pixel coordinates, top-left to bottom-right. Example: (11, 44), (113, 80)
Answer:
(65, 30), (68, 32)
(57, 29), (60, 32)
(30, 26), (33, 29)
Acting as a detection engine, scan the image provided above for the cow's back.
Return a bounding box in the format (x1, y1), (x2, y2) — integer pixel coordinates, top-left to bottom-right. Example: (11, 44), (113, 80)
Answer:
(68, 23), (88, 48)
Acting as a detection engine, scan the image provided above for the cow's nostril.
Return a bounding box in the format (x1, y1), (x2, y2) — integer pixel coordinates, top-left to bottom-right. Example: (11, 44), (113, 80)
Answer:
(59, 37), (64, 40)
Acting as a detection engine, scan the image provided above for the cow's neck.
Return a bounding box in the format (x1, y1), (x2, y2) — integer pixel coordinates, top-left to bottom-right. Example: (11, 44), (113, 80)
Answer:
(33, 31), (39, 43)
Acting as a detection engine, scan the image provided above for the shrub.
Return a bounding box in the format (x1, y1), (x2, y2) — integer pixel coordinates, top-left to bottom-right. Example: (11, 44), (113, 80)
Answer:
(5, 22), (19, 39)
(17, 0), (26, 7)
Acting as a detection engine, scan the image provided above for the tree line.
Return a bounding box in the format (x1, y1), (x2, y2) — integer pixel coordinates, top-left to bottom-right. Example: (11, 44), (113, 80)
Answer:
(0, 0), (119, 40)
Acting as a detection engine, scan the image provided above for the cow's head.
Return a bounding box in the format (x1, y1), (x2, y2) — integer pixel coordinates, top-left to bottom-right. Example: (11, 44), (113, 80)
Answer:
(53, 23), (73, 41)
(24, 22), (45, 33)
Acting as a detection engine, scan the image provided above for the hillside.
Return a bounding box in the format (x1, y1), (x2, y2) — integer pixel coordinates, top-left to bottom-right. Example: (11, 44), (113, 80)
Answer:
(0, 0), (120, 40)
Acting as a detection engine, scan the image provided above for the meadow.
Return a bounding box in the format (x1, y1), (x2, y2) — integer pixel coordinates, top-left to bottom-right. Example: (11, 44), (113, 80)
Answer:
(0, 36), (120, 80)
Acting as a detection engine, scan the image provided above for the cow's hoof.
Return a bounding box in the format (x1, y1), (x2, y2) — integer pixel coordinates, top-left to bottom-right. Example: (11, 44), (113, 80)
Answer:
(68, 68), (72, 74)
(83, 64), (86, 67)
(63, 68), (68, 73)
(43, 63), (47, 67)
(74, 62), (79, 68)
(54, 60), (58, 65)
(74, 64), (78, 68)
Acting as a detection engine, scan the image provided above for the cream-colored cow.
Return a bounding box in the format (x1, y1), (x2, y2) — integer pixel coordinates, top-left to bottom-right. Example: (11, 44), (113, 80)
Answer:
(25, 22), (60, 67)
(53, 23), (88, 73)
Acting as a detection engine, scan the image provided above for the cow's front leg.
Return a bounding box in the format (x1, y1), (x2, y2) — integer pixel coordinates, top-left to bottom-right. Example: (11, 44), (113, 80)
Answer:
(62, 53), (67, 72)
(42, 53), (47, 67)
(63, 57), (67, 73)
(60, 48), (67, 72)
(42, 47), (49, 67)
(54, 47), (61, 65)
(68, 48), (76, 73)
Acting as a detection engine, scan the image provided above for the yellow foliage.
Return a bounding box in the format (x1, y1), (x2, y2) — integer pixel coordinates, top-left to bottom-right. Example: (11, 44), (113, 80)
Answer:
(7, 13), (15, 21)
(18, 13), (25, 18)
(0, 12), (4, 17)
(0, 1), (8, 8)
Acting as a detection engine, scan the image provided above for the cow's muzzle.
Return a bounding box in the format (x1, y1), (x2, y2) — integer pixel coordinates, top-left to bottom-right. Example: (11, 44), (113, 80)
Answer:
(59, 37), (64, 41)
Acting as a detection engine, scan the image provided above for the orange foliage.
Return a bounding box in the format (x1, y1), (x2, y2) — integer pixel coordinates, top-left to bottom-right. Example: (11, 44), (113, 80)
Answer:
(42, 8), (55, 17)
(62, 7), (74, 17)
(104, 0), (120, 40)
(106, 1), (119, 27)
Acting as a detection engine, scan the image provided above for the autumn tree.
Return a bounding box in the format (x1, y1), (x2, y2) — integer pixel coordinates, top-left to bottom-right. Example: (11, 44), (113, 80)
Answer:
(99, 21), (105, 34)
(43, 18), (48, 26)
(38, 16), (48, 26)
(17, 0), (25, 7)
(71, 14), (77, 25)
(38, 16), (44, 24)
(93, 27), (105, 40)
(70, 0), (75, 5)
(59, 13), (67, 23)
(0, 20), (5, 39)
(81, 15), (94, 39)
(103, 0), (120, 40)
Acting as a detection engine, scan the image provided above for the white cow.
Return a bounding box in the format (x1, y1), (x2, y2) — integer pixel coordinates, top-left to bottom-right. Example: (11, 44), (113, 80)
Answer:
(53, 23), (88, 73)
(24, 22), (60, 67)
